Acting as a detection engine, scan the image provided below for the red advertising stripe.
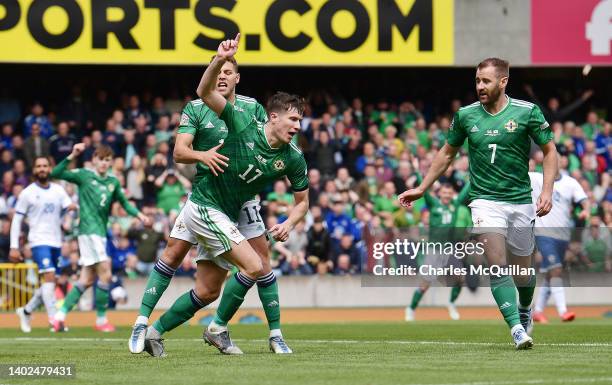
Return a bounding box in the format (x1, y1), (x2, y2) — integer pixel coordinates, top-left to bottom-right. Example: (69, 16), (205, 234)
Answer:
(532, 0), (612, 64)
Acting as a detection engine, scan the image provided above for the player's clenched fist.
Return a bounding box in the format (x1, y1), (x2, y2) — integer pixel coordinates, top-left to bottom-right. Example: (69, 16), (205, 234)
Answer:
(9, 249), (23, 263)
(70, 143), (86, 158)
(268, 222), (291, 242)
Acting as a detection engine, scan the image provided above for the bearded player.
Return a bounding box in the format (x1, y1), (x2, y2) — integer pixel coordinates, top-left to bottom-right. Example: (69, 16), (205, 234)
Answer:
(399, 58), (557, 349)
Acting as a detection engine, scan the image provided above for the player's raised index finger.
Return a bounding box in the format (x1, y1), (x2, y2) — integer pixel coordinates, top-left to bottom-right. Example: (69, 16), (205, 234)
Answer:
(234, 33), (241, 44)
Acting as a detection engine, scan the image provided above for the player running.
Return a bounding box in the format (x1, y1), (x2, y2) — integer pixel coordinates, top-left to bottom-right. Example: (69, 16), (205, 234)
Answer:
(50, 143), (149, 332)
(140, 34), (309, 357)
(11, 156), (75, 332)
(399, 58), (558, 349)
(129, 56), (291, 354)
(405, 181), (470, 322)
(529, 169), (589, 323)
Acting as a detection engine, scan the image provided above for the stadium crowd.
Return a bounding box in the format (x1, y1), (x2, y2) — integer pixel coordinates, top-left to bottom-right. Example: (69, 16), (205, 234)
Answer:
(0, 86), (610, 280)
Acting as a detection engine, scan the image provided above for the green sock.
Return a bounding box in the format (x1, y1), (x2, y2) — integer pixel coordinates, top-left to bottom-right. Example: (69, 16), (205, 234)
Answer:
(213, 272), (255, 326)
(140, 265), (174, 318)
(95, 283), (110, 318)
(450, 285), (462, 303)
(153, 290), (206, 335)
(257, 272), (280, 330)
(61, 282), (85, 313)
(516, 274), (536, 309)
(410, 289), (424, 310)
(490, 275), (520, 328)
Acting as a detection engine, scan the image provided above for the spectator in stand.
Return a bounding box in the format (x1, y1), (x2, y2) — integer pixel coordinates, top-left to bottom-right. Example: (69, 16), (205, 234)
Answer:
(12, 159), (28, 186)
(23, 123), (50, 168)
(333, 254), (357, 275)
(356, 142), (376, 175)
(331, 234), (361, 274)
(103, 118), (124, 155)
(154, 115), (173, 144)
(308, 168), (322, 205)
(155, 169), (190, 215)
(580, 217), (611, 272)
(125, 95), (150, 126)
(24, 102), (53, 138)
(144, 153), (167, 205)
(61, 85), (89, 131)
(126, 155), (145, 207)
(311, 129), (338, 178)
(150, 96), (171, 126)
(0, 150), (13, 176)
(0, 123), (14, 150)
(127, 211), (165, 275)
(595, 122), (611, 169)
(524, 84), (593, 124)
(49, 121), (76, 164)
(582, 111), (602, 141)
(11, 135), (25, 160)
(306, 216), (331, 272)
(326, 196), (354, 246)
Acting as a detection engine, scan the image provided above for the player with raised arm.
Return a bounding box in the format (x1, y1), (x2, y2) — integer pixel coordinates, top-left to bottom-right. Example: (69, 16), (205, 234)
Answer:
(398, 58), (558, 349)
(529, 167), (589, 323)
(405, 180), (470, 322)
(140, 33), (309, 357)
(129, 56), (291, 354)
(50, 143), (149, 332)
(11, 156), (75, 332)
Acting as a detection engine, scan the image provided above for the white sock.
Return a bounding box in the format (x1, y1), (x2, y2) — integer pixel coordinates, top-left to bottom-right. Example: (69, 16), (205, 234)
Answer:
(41, 282), (56, 319)
(208, 320), (227, 332)
(55, 310), (66, 322)
(24, 287), (43, 313)
(550, 277), (567, 315)
(534, 281), (550, 313)
(269, 329), (282, 338)
(96, 316), (108, 326)
(146, 326), (161, 339)
(135, 315), (149, 326)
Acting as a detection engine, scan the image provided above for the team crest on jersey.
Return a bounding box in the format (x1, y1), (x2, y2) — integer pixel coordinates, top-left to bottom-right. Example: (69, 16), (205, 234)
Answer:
(504, 119), (518, 133)
(180, 113), (189, 126)
(108, 183), (115, 193)
(274, 160), (285, 171)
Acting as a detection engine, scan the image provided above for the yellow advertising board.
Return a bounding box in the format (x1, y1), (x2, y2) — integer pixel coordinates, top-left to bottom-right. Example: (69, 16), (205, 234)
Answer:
(0, 0), (453, 65)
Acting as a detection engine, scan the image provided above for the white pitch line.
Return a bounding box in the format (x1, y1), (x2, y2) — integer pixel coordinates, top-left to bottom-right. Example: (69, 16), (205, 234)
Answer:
(2, 337), (612, 347)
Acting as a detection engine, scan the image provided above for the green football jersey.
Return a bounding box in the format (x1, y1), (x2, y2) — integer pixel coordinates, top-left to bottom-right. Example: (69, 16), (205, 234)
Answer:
(446, 97), (552, 204)
(190, 102), (309, 221)
(51, 158), (139, 236)
(177, 95), (268, 184)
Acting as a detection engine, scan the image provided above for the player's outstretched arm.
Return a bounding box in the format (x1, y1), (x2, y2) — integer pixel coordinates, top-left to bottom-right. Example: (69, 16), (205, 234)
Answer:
(50, 143), (86, 183)
(196, 33), (240, 116)
(398, 143), (459, 207)
(269, 189), (309, 242)
(536, 141), (558, 217)
(174, 133), (228, 176)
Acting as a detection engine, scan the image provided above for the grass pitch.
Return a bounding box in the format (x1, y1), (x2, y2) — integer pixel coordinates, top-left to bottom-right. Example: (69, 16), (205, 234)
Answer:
(1, 319), (611, 385)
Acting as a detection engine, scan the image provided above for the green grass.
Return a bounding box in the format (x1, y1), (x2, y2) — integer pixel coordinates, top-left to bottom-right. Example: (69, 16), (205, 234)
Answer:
(1, 320), (612, 385)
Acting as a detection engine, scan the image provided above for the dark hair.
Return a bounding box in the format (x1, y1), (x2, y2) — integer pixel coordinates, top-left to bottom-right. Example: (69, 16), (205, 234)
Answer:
(210, 55), (238, 71)
(266, 92), (305, 117)
(477, 57), (509, 78)
(33, 156), (51, 166)
(94, 144), (114, 159)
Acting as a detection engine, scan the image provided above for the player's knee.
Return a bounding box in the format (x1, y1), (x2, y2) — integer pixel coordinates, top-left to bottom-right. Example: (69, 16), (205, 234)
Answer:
(259, 256), (272, 274)
(162, 241), (188, 268)
(243, 261), (264, 279)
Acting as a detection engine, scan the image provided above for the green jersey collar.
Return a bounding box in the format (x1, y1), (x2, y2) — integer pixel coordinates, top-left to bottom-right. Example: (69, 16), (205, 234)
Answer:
(481, 95), (510, 117)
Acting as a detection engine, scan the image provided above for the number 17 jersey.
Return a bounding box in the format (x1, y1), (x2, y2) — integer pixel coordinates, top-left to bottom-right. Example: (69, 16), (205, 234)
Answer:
(446, 96), (553, 204)
(189, 101), (309, 222)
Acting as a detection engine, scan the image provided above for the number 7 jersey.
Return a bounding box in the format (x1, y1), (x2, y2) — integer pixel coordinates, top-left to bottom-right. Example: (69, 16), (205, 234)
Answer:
(446, 96), (553, 204)
(189, 101), (309, 222)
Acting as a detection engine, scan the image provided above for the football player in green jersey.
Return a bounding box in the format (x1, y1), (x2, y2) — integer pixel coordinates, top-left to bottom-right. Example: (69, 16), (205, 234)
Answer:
(51, 143), (149, 332)
(405, 181), (470, 322)
(129, 55), (282, 354)
(399, 58), (558, 349)
(141, 34), (309, 357)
